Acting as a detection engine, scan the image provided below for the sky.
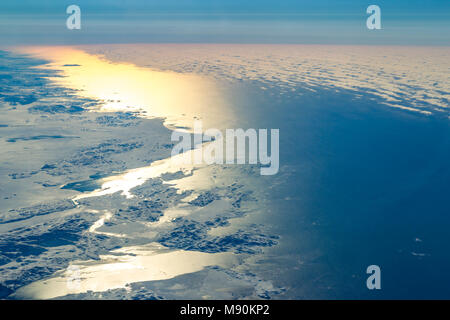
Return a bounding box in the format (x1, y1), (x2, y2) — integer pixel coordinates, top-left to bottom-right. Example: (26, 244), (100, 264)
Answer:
(0, 0), (449, 45)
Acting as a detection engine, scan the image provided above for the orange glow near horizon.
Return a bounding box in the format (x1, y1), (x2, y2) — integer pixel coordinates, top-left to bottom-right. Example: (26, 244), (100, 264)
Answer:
(14, 46), (232, 130)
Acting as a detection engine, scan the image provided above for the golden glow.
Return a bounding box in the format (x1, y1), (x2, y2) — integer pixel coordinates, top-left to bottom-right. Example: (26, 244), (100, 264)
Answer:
(81, 44), (450, 116)
(15, 243), (237, 299)
(15, 46), (232, 129)
(6, 47), (238, 298)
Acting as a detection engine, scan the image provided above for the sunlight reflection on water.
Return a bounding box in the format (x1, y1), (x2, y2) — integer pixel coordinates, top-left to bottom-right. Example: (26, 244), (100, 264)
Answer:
(16, 46), (233, 130)
(15, 243), (238, 299)
(12, 46), (242, 298)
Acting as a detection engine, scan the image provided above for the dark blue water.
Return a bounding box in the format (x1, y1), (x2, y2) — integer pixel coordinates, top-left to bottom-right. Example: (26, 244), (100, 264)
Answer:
(228, 82), (450, 299)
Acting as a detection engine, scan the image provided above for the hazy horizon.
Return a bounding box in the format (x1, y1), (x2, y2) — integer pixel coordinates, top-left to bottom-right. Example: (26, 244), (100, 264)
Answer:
(0, 0), (449, 46)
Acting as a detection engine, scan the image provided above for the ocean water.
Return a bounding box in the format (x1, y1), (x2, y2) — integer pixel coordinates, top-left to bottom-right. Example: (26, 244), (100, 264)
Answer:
(0, 46), (449, 299)
(237, 85), (450, 299)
